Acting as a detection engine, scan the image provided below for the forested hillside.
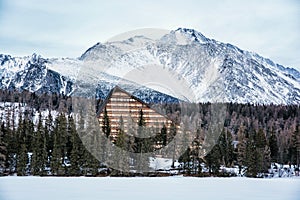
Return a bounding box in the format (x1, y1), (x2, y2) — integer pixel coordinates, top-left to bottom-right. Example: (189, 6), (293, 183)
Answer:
(0, 89), (299, 177)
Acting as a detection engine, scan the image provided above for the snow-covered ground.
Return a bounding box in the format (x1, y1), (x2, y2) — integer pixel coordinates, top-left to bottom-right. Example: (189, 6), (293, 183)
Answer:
(0, 176), (299, 200)
(0, 102), (59, 127)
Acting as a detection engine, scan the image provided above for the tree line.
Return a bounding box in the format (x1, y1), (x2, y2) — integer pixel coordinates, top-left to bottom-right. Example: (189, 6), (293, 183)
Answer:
(0, 110), (101, 176)
(0, 90), (299, 177)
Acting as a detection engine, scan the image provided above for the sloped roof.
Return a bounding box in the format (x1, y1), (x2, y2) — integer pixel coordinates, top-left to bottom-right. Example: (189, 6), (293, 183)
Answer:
(96, 86), (173, 121)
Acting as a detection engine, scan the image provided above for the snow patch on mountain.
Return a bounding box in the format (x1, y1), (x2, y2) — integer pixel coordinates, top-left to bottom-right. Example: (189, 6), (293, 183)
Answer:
(1, 28), (300, 104)
(79, 28), (300, 104)
(0, 54), (73, 95)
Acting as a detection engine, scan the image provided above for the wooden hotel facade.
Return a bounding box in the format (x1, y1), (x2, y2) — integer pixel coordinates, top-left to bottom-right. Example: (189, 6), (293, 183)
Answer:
(98, 86), (175, 141)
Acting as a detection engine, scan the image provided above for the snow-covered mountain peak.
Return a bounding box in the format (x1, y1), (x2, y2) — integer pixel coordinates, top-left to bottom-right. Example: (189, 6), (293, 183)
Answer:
(106, 35), (155, 52)
(110, 35), (153, 44)
(1, 53), (42, 69)
(174, 28), (210, 44)
(1, 28), (300, 104)
(79, 42), (122, 62)
(0, 54), (73, 95)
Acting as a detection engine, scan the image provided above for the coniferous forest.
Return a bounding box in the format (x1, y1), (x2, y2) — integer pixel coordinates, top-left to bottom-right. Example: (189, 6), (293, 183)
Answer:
(0, 89), (299, 177)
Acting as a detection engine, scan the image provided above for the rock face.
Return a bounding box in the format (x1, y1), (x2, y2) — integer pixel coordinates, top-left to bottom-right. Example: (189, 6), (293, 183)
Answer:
(1, 28), (300, 104)
(0, 54), (73, 95)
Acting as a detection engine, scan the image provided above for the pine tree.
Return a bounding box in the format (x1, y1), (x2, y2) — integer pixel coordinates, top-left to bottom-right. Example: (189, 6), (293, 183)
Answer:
(17, 142), (28, 176)
(115, 116), (130, 174)
(69, 115), (83, 176)
(50, 123), (60, 175)
(45, 111), (54, 167)
(179, 147), (192, 174)
(102, 107), (111, 139)
(269, 130), (279, 163)
(0, 124), (7, 175)
(218, 129), (234, 167)
(169, 121), (177, 168)
(255, 129), (267, 149)
(255, 129), (270, 175)
(135, 110), (144, 154)
(169, 121), (177, 143)
(135, 109), (149, 173)
(84, 150), (99, 176)
(98, 113), (108, 165)
(83, 101), (102, 176)
(5, 114), (17, 174)
(31, 112), (47, 176)
(23, 115), (34, 153)
(236, 125), (247, 175)
(59, 113), (68, 173)
(290, 125), (300, 166)
(138, 109), (146, 127)
(80, 130), (99, 177)
(245, 138), (258, 177)
(116, 117), (126, 148)
(50, 114), (68, 175)
(204, 145), (221, 175)
(191, 128), (203, 175)
(14, 113), (30, 176)
(160, 123), (167, 146)
(263, 145), (271, 173)
(135, 109), (146, 152)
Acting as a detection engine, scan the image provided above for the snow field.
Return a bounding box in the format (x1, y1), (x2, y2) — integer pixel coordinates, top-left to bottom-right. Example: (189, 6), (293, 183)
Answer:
(0, 176), (299, 200)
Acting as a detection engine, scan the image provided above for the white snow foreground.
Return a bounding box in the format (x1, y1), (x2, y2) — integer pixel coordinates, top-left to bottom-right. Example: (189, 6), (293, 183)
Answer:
(0, 176), (299, 200)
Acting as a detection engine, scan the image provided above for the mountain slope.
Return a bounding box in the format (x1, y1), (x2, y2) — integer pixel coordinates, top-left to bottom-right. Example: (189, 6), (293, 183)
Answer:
(79, 28), (300, 104)
(0, 54), (73, 95)
(0, 54), (179, 103)
(1, 28), (300, 104)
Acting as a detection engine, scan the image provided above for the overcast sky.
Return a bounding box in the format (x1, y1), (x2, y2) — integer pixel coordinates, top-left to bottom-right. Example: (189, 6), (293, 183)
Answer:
(0, 0), (299, 70)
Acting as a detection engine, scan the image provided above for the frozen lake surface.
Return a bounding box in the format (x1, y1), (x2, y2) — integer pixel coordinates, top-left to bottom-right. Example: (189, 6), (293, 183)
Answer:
(0, 176), (299, 200)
